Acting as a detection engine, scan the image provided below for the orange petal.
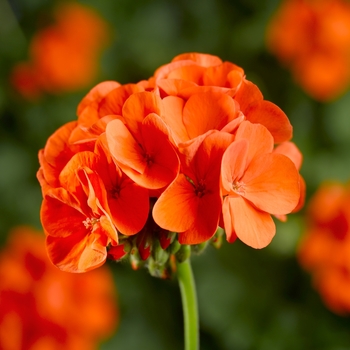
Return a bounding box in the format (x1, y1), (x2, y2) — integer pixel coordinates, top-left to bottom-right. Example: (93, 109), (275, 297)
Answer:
(162, 95), (190, 144)
(183, 91), (238, 139)
(273, 141), (303, 170)
(171, 52), (222, 67)
(178, 190), (222, 244)
(203, 61), (244, 89)
(235, 121), (274, 165)
(46, 230), (107, 273)
(153, 174), (197, 232)
(157, 78), (197, 97)
(167, 65), (205, 84)
(221, 139), (249, 192)
(77, 81), (120, 115)
(189, 131), (234, 184)
(122, 91), (163, 139)
(244, 100), (293, 143)
(106, 119), (147, 174)
(108, 180), (149, 235)
(225, 196), (275, 248)
(242, 153), (300, 214)
(234, 79), (263, 112)
(154, 60), (198, 80)
(41, 194), (86, 238)
(98, 83), (144, 118)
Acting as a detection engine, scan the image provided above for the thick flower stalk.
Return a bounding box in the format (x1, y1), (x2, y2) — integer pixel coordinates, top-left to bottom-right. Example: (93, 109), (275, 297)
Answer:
(37, 52), (304, 275)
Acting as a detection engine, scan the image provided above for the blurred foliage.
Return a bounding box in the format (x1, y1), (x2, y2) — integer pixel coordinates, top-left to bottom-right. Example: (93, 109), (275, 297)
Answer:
(1, 0), (350, 349)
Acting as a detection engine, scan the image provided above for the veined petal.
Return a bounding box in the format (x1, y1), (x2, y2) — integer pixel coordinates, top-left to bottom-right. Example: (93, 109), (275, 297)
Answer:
(154, 60), (199, 80)
(234, 79), (263, 112)
(225, 196), (275, 249)
(221, 139), (249, 192)
(191, 131), (234, 185)
(153, 174), (197, 232)
(122, 91), (163, 139)
(235, 121), (274, 165)
(106, 119), (147, 174)
(108, 180), (149, 235)
(162, 95), (190, 144)
(59, 151), (97, 188)
(98, 83), (144, 118)
(41, 194), (86, 238)
(46, 231), (107, 273)
(242, 153), (300, 214)
(203, 61), (244, 89)
(222, 197), (236, 243)
(244, 100), (293, 143)
(171, 52), (223, 67)
(77, 80), (120, 116)
(274, 141), (303, 170)
(183, 92), (238, 139)
(178, 190), (222, 244)
(157, 79), (197, 97)
(167, 65), (205, 84)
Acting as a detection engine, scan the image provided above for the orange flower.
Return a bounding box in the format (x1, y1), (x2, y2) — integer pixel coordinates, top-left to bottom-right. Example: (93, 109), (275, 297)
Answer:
(266, 0), (350, 101)
(153, 131), (234, 244)
(298, 182), (350, 314)
(11, 3), (110, 98)
(37, 52), (304, 275)
(106, 92), (180, 190)
(0, 226), (118, 349)
(41, 171), (118, 273)
(221, 121), (300, 248)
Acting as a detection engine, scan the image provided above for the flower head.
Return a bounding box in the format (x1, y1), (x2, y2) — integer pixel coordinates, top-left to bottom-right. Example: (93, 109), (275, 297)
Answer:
(37, 52), (304, 276)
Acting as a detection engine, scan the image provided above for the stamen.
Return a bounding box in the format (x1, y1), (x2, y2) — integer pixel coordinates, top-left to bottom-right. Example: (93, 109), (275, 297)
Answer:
(83, 217), (99, 229)
(232, 181), (245, 195)
(194, 180), (206, 198)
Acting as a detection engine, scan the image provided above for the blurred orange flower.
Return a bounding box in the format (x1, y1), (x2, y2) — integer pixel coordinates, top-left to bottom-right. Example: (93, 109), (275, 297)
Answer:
(298, 182), (350, 314)
(11, 3), (110, 99)
(0, 226), (118, 349)
(266, 0), (350, 101)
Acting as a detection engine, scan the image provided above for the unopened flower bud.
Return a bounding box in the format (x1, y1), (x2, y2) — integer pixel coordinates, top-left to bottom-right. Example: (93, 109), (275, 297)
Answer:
(191, 241), (208, 254)
(152, 238), (169, 266)
(175, 244), (191, 263)
(130, 246), (144, 270)
(148, 256), (171, 279)
(107, 241), (131, 261)
(169, 238), (181, 255)
(211, 227), (225, 249)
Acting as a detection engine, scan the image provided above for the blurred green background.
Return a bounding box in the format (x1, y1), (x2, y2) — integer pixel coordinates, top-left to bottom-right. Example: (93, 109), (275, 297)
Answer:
(1, 0), (350, 349)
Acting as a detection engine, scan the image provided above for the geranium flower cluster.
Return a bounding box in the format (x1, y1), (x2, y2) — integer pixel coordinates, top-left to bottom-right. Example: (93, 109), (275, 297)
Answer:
(0, 226), (118, 349)
(37, 52), (304, 276)
(266, 0), (350, 101)
(298, 182), (350, 314)
(11, 3), (110, 99)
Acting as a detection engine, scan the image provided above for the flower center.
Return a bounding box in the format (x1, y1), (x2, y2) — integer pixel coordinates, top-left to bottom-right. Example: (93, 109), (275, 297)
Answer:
(194, 180), (206, 198)
(144, 153), (154, 166)
(83, 217), (99, 230)
(110, 186), (120, 199)
(232, 181), (245, 195)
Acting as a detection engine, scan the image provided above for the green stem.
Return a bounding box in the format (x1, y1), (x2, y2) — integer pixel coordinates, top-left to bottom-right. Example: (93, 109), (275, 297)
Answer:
(177, 258), (199, 350)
